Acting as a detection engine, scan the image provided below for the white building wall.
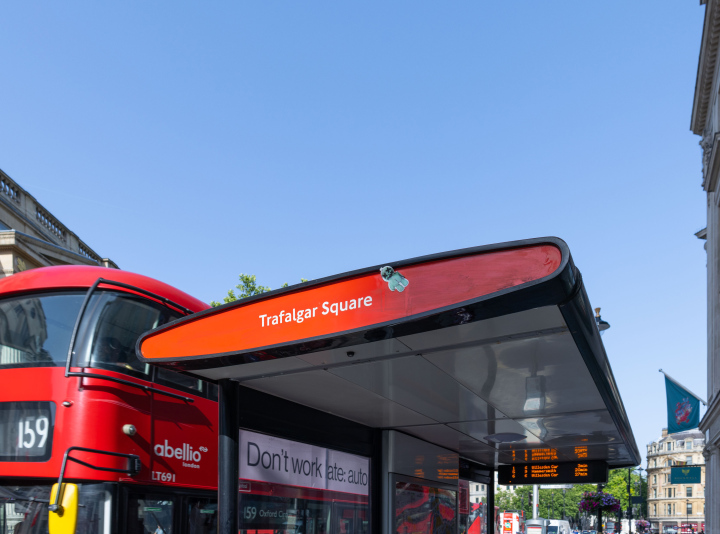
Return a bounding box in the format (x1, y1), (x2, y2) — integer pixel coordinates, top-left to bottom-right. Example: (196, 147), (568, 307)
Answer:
(692, 3), (720, 533)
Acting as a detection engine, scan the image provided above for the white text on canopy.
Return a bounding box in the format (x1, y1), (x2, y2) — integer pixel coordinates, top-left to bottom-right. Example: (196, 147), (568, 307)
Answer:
(239, 430), (369, 496)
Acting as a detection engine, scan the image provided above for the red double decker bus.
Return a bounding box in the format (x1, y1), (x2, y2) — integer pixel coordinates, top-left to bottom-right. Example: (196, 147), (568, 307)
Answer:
(0, 265), (220, 534)
(0, 266), (372, 534)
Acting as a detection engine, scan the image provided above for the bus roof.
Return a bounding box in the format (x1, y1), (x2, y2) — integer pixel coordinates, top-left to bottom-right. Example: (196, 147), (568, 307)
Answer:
(0, 265), (209, 313)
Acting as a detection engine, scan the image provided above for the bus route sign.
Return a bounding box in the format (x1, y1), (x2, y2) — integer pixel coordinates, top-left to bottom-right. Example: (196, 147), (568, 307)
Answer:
(498, 461), (608, 485)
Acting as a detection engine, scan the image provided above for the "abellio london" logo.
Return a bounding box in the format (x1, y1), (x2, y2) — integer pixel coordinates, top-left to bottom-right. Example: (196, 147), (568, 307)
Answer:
(154, 440), (207, 469)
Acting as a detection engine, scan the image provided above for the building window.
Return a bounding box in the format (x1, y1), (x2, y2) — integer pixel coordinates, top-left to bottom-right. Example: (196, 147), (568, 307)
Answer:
(653, 504), (656, 516)
(475, 485), (479, 491)
(654, 459), (657, 467)
(687, 503), (692, 515)
(686, 456), (692, 465)
(686, 487), (692, 497)
(653, 475), (657, 484)
(653, 489), (657, 498)
(481, 484), (485, 491)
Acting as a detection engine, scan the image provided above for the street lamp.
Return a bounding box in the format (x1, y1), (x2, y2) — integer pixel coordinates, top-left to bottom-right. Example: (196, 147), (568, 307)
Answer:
(628, 467), (646, 533)
(595, 308), (610, 334)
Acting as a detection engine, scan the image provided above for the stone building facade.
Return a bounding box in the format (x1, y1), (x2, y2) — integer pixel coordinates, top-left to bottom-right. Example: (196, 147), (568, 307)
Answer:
(690, 2), (720, 533)
(0, 167), (115, 274)
(646, 429), (706, 533)
(470, 481), (488, 505)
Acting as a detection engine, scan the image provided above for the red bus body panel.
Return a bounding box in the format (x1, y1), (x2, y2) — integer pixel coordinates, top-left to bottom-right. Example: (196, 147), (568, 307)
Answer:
(0, 266), (218, 490)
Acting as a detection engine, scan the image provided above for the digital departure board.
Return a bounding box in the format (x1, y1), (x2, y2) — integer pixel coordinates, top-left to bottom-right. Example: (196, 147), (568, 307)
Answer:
(498, 461), (608, 485)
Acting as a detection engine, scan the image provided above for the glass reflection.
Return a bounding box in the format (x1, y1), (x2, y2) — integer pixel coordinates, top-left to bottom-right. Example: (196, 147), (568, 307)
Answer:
(238, 480), (368, 534)
(395, 482), (456, 534)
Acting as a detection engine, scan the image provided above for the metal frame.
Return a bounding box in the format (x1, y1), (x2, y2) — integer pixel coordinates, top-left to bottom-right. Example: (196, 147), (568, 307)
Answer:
(64, 277), (195, 403)
(49, 446), (141, 512)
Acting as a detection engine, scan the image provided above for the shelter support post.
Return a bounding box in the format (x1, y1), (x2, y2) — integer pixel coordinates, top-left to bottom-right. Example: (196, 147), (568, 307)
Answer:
(533, 485), (539, 519)
(488, 470), (495, 534)
(218, 379), (240, 534)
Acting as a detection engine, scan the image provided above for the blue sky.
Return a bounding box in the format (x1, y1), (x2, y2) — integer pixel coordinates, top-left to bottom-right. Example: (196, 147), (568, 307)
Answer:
(0, 2), (708, 465)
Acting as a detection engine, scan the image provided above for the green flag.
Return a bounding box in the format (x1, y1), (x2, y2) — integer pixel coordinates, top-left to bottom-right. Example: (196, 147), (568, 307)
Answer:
(665, 376), (700, 433)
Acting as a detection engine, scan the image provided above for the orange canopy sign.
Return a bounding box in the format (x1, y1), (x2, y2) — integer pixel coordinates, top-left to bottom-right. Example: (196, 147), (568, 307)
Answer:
(138, 243), (562, 363)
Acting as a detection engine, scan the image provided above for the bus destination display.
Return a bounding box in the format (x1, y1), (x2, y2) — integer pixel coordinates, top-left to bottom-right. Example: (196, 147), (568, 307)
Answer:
(0, 401), (55, 462)
(498, 461), (608, 485)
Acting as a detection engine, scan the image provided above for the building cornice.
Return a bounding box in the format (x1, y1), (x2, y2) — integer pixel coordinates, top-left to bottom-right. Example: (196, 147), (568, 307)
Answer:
(700, 392), (720, 440)
(692, 0), (720, 136)
(702, 131), (720, 191)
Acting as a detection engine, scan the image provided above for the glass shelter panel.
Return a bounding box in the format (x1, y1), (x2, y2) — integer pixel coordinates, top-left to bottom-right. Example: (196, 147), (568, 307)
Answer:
(458, 480), (486, 534)
(238, 481), (369, 534)
(394, 481), (457, 534)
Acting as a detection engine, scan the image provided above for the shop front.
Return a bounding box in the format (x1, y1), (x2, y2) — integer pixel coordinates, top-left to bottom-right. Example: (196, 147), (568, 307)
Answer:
(137, 238), (641, 534)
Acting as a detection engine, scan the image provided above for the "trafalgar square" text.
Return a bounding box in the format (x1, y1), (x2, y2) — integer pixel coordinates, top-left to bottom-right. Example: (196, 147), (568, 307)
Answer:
(259, 295), (373, 327)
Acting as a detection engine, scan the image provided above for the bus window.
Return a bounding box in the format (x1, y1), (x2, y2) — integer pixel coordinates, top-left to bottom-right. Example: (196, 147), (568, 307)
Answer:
(155, 367), (202, 394)
(0, 483), (112, 534)
(186, 497), (217, 534)
(74, 292), (182, 379)
(0, 293), (84, 368)
(126, 493), (175, 534)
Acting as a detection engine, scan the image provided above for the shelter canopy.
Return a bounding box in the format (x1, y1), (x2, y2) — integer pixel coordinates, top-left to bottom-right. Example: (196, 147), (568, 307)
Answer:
(138, 237), (640, 469)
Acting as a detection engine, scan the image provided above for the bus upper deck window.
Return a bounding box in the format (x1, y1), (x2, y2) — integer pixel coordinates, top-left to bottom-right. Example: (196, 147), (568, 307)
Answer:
(74, 292), (182, 378)
(0, 293), (84, 368)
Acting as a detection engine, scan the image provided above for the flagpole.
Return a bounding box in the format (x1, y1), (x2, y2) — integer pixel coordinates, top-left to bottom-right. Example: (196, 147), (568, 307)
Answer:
(658, 369), (707, 406)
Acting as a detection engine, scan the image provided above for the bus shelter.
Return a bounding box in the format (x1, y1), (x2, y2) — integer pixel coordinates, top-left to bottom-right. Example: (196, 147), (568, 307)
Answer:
(137, 237), (641, 534)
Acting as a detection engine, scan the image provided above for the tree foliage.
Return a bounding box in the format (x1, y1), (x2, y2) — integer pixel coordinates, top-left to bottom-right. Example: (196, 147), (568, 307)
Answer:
(211, 274), (308, 307)
(495, 469), (647, 526)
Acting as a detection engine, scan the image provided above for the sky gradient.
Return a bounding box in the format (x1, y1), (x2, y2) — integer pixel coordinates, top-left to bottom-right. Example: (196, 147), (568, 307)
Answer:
(0, 1), (709, 465)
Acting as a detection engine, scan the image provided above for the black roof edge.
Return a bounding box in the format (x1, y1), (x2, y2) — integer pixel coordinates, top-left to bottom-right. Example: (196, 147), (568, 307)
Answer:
(559, 278), (642, 467)
(136, 236), (572, 367)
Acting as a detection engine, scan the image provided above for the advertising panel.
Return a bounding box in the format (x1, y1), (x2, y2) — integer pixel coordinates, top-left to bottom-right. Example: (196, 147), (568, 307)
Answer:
(239, 429), (370, 495)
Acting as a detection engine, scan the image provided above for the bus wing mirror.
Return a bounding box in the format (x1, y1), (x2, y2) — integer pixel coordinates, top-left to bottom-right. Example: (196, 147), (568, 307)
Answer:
(49, 483), (79, 534)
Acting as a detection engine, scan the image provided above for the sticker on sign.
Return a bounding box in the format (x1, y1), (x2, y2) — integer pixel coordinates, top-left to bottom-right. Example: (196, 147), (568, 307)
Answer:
(539, 484), (573, 489)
